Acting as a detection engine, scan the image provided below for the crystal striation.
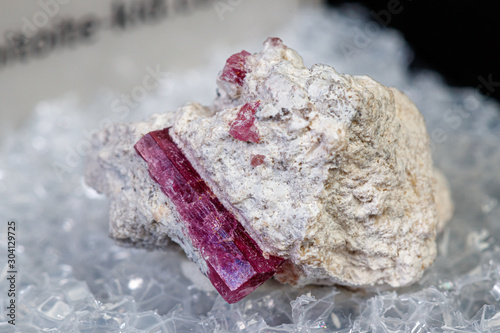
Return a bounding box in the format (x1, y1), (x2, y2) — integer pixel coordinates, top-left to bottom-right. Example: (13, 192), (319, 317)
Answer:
(134, 127), (283, 303)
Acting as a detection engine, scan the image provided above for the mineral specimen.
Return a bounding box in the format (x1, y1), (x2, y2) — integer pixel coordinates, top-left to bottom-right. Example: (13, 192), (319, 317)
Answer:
(85, 37), (453, 302)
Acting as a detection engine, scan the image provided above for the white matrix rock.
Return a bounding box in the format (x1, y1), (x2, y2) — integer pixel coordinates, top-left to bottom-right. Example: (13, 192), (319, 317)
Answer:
(85, 38), (453, 289)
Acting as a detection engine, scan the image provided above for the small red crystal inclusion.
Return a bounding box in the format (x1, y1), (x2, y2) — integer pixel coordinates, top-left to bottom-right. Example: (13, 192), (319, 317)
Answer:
(219, 50), (251, 86)
(251, 154), (266, 167)
(229, 101), (261, 143)
(266, 37), (283, 47)
(134, 128), (283, 303)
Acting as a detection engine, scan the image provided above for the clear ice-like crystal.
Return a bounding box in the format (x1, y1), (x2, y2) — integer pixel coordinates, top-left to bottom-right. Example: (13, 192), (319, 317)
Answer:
(37, 296), (72, 321)
(134, 127), (283, 303)
(129, 311), (164, 331)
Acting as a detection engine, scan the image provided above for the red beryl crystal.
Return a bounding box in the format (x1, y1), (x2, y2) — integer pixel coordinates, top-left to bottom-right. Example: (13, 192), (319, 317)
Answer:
(250, 154), (266, 167)
(219, 50), (251, 86)
(266, 37), (283, 47)
(134, 128), (284, 303)
(229, 101), (261, 143)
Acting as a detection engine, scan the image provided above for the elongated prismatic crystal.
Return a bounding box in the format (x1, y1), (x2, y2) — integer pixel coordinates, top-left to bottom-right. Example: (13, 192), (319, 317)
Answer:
(134, 128), (284, 303)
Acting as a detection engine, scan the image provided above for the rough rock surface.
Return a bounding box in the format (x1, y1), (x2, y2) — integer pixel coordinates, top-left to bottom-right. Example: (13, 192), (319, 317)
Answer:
(85, 38), (453, 289)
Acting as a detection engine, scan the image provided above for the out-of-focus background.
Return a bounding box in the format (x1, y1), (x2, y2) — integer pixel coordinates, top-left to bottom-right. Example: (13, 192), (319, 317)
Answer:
(1, 0), (498, 132)
(0, 0), (319, 130)
(328, 0), (499, 100)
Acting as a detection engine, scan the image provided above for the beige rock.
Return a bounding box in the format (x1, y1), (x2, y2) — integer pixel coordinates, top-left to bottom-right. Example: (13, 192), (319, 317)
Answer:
(85, 38), (453, 289)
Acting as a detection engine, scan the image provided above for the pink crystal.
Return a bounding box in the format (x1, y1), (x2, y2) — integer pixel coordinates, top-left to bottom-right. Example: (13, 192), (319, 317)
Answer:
(250, 154), (266, 167)
(266, 37), (283, 47)
(219, 50), (251, 86)
(229, 101), (261, 143)
(134, 128), (283, 303)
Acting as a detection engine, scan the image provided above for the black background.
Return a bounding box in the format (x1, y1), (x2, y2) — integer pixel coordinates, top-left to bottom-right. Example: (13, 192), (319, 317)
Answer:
(326, 0), (500, 103)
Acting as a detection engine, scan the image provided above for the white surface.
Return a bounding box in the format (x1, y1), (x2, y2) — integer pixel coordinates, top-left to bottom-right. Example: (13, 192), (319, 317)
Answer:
(0, 0), (313, 130)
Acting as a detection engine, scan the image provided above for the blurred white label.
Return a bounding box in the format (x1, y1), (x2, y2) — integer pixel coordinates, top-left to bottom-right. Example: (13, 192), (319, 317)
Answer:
(0, 0), (305, 128)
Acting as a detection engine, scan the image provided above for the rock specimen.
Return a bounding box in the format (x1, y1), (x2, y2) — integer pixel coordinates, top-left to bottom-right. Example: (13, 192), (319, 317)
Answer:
(85, 38), (453, 303)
